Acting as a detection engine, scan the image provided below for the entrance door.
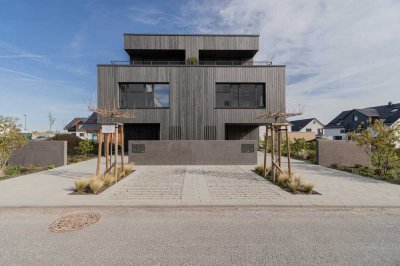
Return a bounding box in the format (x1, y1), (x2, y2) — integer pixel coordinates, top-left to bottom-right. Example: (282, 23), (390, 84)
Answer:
(124, 123), (160, 150)
(225, 125), (258, 140)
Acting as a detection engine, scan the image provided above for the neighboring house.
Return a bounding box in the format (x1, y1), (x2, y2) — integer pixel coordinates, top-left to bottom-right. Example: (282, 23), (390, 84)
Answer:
(97, 34), (285, 156)
(290, 118), (324, 136)
(259, 122), (292, 140)
(81, 113), (100, 142)
(64, 118), (87, 139)
(64, 114), (99, 142)
(324, 102), (400, 141)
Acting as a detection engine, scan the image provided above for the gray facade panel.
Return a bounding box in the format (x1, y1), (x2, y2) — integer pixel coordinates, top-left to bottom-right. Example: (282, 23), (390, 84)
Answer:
(128, 140), (257, 165)
(8, 141), (67, 167)
(98, 65), (285, 140)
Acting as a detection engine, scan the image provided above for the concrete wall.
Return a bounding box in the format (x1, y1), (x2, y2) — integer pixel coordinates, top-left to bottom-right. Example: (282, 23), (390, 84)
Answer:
(316, 140), (371, 167)
(128, 140), (257, 165)
(9, 141), (67, 167)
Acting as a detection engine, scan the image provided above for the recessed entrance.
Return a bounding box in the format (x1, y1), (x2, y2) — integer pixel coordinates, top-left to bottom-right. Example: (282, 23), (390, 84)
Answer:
(124, 124), (160, 150)
(225, 124), (258, 140)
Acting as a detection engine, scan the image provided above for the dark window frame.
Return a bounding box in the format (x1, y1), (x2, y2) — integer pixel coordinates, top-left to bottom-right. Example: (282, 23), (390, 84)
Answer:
(119, 82), (170, 109)
(215, 83), (266, 109)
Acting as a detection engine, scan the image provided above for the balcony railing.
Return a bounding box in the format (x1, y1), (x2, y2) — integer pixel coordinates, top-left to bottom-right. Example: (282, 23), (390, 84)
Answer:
(110, 60), (273, 66)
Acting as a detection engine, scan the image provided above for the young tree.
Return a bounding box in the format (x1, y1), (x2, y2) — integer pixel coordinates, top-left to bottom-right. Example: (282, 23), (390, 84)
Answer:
(77, 139), (94, 158)
(0, 116), (27, 176)
(48, 112), (55, 132)
(349, 119), (400, 175)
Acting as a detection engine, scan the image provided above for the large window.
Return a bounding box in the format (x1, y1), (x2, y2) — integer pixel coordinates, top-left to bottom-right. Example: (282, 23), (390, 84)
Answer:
(216, 83), (265, 108)
(119, 83), (170, 108)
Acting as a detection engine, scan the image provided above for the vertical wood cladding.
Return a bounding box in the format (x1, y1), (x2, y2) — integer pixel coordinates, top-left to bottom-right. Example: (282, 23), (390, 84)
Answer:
(124, 34), (259, 60)
(98, 65), (285, 140)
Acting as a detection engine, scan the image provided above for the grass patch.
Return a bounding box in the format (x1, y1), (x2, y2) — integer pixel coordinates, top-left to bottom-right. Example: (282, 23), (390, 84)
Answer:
(0, 164), (57, 181)
(330, 164), (400, 185)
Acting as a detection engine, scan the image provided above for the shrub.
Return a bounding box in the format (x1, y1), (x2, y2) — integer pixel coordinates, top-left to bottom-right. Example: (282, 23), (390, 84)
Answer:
(5, 165), (21, 176)
(0, 116), (28, 176)
(288, 175), (302, 193)
(331, 163), (339, 168)
(49, 134), (82, 155)
(255, 165), (264, 174)
(301, 183), (314, 194)
(186, 56), (198, 65)
(46, 165), (55, 170)
(124, 163), (134, 173)
(277, 173), (289, 187)
(77, 140), (94, 158)
(89, 178), (105, 193)
(74, 178), (90, 192)
(102, 174), (115, 186)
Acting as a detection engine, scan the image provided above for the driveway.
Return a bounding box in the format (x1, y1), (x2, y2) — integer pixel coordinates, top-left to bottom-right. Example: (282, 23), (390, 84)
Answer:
(0, 153), (400, 207)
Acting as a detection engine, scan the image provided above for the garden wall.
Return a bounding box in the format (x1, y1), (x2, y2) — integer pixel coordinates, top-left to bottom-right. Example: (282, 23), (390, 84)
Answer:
(128, 140), (257, 165)
(9, 141), (67, 167)
(316, 140), (371, 167)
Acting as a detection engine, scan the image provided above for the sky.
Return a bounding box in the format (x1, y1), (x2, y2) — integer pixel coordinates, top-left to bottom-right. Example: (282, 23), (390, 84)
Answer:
(0, 0), (399, 131)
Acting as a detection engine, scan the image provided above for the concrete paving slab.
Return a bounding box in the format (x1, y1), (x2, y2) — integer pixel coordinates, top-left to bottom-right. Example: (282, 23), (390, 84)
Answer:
(0, 152), (399, 207)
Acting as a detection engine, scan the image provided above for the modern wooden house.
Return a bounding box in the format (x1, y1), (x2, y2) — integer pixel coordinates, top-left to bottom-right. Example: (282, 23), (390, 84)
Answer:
(97, 34), (286, 164)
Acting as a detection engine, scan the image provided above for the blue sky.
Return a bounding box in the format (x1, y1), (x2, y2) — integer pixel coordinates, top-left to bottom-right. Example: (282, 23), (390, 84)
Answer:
(1, 0), (400, 131)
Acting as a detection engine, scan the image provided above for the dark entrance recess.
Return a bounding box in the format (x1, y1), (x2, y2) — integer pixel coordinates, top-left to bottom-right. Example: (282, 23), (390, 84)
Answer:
(124, 123), (160, 150)
(225, 125), (258, 140)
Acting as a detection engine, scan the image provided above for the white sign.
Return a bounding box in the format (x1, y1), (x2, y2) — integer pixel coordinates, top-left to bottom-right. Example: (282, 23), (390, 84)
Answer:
(101, 125), (116, 134)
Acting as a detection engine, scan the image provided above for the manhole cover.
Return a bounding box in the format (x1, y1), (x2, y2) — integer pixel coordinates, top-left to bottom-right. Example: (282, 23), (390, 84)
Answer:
(49, 213), (101, 233)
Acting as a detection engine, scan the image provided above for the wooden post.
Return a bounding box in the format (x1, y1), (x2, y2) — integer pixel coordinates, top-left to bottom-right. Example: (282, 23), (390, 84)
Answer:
(278, 127), (282, 168)
(263, 125), (268, 177)
(96, 132), (103, 176)
(114, 126), (119, 181)
(105, 133), (110, 172)
(120, 125), (125, 175)
(285, 126), (291, 177)
(271, 127), (275, 182)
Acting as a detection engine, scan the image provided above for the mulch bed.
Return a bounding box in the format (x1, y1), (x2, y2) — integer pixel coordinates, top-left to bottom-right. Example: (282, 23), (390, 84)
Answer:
(253, 170), (321, 195)
(69, 170), (134, 195)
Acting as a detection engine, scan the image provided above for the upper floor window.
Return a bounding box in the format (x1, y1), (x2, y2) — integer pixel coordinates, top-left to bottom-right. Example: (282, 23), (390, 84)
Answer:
(353, 114), (359, 122)
(216, 83), (265, 108)
(119, 83), (170, 108)
(306, 128), (312, 132)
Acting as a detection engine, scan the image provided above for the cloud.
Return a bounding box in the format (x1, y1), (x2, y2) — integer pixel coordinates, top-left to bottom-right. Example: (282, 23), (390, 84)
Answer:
(127, 6), (188, 29)
(180, 0), (400, 123)
(0, 67), (42, 80)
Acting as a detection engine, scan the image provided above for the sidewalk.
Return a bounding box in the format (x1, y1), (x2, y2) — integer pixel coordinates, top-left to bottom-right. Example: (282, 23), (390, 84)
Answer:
(0, 154), (399, 208)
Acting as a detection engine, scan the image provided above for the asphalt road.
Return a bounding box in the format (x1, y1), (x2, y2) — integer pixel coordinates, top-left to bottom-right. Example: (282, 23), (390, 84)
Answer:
(0, 207), (399, 265)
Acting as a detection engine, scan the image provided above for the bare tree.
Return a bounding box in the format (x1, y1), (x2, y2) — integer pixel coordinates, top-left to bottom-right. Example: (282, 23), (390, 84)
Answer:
(48, 112), (55, 132)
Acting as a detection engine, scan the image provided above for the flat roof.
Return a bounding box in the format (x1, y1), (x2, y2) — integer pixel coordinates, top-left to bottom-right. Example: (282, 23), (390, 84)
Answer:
(123, 33), (260, 37)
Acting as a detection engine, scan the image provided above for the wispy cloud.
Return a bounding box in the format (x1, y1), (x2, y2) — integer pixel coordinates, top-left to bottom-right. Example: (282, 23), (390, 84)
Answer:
(127, 6), (188, 28)
(180, 0), (400, 123)
(0, 67), (42, 80)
